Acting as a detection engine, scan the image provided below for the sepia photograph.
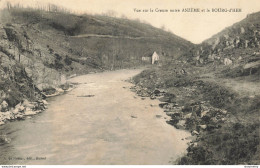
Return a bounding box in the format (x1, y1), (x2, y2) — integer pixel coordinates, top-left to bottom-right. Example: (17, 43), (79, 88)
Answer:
(0, 0), (259, 166)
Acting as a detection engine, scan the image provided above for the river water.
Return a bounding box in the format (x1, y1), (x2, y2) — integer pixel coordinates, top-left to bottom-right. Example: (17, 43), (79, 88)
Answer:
(0, 69), (189, 165)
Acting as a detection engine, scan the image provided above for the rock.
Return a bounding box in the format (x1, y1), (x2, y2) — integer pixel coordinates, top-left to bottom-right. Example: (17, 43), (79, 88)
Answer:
(15, 113), (24, 119)
(23, 99), (34, 109)
(155, 115), (162, 118)
(176, 120), (186, 129)
(192, 130), (199, 136)
(153, 89), (166, 96)
(224, 58), (232, 65)
(0, 101), (9, 112)
(201, 110), (209, 117)
(15, 103), (25, 112)
(185, 136), (197, 141)
(2, 111), (12, 120)
(12, 108), (19, 114)
(240, 27), (245, 34)
(220, 109), (227, 114)
(166, 112), (182, 118)
(0, 134), (11, 143)
(150, 95), (156, 100)
(184, 113), (192, 119)
(42, 100), (48, 105)
(153, 89), (161, 95)
(0, 121), (4, 125)
(199, 125), (207, 130)
(245, 40), (249, 48)
(56, 88), (64, 93)
(206, 124), (217, 131)
(131, 115), (137, 118)
(24, 109), (37, 116)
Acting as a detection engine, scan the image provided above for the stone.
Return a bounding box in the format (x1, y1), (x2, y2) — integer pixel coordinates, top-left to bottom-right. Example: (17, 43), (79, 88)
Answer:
(193, 142), (198, 147)
(0, 101), (9, 112)
(224, 58), (232, 65)
(199, 125), (207, 130)
(15, 103), (25, 112)
(220, 109), (227, 114)
(24, 109), (37, 116)
(201, 110), (209, 117)
(192, 130), (199, 136)
(131, 115), (137, 118)
(23, 99), (34, 109)
(176, 120), (186, 129)
(240, 27), (245, 34)
(184, 113), (192, 119)
(42, 100), (48, 105)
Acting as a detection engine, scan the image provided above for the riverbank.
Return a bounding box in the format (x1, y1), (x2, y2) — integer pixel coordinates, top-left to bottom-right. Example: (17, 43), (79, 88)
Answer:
(0, 83), (76, 128)
(131, 65), (259, 164)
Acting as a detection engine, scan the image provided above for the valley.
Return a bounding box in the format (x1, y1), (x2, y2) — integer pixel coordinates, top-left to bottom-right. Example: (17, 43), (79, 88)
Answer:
(0, 4), (259, 165)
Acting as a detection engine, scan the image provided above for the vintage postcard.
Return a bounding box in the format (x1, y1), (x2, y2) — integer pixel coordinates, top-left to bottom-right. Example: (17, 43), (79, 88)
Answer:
(0, 0), (259, 166)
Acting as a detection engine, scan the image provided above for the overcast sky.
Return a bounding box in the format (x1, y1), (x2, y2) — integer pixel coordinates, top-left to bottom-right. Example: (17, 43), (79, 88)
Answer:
(1, 0), (260, 44)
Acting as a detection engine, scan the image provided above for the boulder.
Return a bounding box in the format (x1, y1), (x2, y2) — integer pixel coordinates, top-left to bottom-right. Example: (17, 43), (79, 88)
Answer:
(15, 103), (25, 113)
(240, 27), (245, 34)
(224, 58), (232, 65)
(2, 111), (12, 120)
(0, 101), (9, 112)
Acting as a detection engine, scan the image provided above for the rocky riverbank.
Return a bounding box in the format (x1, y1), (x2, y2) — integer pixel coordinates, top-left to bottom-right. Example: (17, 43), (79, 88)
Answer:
(0, 83), (75, 127)
(130, 66), (259, 165)
(0, 99), (48, 126)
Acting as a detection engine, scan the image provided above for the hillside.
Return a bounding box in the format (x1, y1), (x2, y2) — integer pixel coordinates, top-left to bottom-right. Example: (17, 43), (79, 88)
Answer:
(131, 11), (260, 165)
(186, 11), (260, 78)
(0, 6), (193, 125)
(1, 7), (192, 71)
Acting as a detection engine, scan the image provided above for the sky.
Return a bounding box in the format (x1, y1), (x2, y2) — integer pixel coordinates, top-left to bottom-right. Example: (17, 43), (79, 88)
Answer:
(1, 0), (260, 44)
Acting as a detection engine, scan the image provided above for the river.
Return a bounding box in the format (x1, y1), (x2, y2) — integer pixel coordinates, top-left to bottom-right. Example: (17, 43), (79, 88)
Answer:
(0, 69), (189, 165)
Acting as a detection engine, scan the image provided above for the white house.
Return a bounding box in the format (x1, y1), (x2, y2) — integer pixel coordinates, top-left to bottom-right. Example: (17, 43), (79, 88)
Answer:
(152, 51), (159, 64)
